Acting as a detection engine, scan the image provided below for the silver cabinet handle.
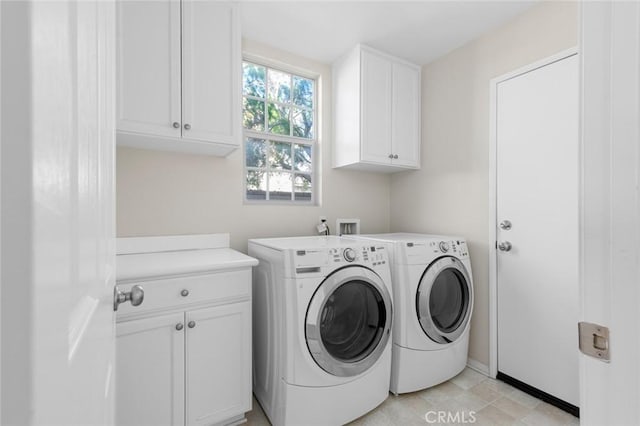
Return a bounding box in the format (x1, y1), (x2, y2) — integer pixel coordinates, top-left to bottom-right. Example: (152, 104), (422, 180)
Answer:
(188, 320), (196, 329)
(184, 123), (191, 130)
(181, 289), (189, 297)
(388, 154), (393, 159)
(175, 323), (184, 331)
(172, 122), (180, 129)
(393, 154), (398, 159)
(499, 220), (512, 230)
(498, 241), (512, 252)
(113, 285), (145, 311)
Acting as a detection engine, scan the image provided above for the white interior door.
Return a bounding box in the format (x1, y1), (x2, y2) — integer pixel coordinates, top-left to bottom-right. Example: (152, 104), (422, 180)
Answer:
(1, 1), (116, 423)
(495, 53), (579, 407)
(580, 2), (640, 425)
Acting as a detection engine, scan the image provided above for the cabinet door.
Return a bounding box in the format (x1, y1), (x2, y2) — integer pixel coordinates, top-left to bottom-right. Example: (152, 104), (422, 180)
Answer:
(181, 1), (240, 147)
(360, 49), (393, 164)
(185, 302), (251, 426)
(116, 313), (185, 426)
(391, 62), (421, 168)
(116, 0), (181, 138)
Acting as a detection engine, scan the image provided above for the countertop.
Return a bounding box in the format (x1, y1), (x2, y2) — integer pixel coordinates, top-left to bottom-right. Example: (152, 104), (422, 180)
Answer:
(116, 247), (259, 282)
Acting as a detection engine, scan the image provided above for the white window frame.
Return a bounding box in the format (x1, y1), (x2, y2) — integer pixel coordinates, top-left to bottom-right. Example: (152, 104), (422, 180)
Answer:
(242, 56), (318, 205)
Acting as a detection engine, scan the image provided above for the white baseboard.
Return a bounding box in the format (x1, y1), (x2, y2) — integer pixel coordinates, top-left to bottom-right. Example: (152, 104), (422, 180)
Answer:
(466, 358), (490, 377)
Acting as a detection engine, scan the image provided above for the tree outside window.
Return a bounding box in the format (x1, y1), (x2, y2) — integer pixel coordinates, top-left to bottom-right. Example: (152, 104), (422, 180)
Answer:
(243, 62), (315, 202)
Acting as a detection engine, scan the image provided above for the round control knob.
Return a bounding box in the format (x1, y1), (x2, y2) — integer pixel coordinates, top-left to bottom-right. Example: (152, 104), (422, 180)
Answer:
(439, 241), (450, 253)
(343, 248), (356, 262)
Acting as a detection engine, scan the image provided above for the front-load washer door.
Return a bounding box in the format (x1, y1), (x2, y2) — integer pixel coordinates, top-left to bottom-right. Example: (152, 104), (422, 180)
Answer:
(416, 257), (473, 344)
(305, 266), (392, 377)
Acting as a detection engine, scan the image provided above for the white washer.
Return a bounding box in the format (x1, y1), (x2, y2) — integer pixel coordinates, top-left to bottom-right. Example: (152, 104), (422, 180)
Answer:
(249, 236), (394, 425)
(351, 233), (474, 394)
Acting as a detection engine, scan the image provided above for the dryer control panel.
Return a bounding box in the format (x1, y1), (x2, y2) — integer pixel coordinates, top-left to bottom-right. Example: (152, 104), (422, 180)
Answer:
(426, 239), (468, 258)
(399, 238), (469, 264)
(327, 245), (388, 266)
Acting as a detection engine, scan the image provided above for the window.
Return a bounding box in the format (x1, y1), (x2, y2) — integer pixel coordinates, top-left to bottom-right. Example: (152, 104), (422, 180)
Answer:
(242, 61), (316, 202)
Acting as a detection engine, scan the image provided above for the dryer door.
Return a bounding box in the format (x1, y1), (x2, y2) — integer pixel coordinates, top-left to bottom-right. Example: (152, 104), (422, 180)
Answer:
(305, 266), (392, 377)
(416, 257), (473, 344)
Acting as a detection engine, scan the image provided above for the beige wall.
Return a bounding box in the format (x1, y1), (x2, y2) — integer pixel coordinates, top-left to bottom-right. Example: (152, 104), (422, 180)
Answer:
(390, 1), (579, 367)
(117, 39), (391, 252)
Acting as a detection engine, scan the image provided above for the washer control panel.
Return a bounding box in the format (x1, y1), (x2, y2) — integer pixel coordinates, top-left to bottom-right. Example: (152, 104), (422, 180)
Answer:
(343, 248), (356, 262)
(360, 246), (387, 267)
(291, 245), (387, 277)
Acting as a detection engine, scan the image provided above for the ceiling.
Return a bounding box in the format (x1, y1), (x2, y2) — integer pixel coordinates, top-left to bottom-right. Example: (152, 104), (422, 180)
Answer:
(239, 1), (537, 66)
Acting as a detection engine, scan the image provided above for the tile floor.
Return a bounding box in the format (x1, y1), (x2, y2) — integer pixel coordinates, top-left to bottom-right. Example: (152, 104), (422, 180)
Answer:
(245, 368), (579, 426)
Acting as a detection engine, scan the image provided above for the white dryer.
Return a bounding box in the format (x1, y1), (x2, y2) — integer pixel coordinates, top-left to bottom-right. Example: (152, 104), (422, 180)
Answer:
(248, 236), (393, 425)
(352, 233), (474, 394)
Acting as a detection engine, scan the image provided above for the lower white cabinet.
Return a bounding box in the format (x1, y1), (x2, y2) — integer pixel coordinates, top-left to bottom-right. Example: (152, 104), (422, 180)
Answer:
(116, 312), (185, 426)
(116, 295), (251, 426)
(115, 235), (257, 426)
(185, 302), (251, 426)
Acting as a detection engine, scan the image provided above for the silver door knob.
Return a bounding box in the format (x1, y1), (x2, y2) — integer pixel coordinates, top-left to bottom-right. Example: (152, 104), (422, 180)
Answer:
(113, 285), (145, 311)
(388, 154), (393, 159)
(172, 122), (180, 129)
(184, 123), (191, 130)
(393, 154), (398, 159)
(188, 321), (196, 329)
(181, 289), (189, 297)
(175, 323), (184, 331)
(498, 241), (512, 252)
(499, 220), (512, 230)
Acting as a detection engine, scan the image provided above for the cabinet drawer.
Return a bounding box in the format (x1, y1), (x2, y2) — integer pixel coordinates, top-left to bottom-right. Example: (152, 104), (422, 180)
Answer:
(116, 268), (251, 317)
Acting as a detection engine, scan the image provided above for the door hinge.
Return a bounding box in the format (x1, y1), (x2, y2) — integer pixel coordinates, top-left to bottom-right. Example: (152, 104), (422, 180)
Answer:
(578, 322), (610, 362)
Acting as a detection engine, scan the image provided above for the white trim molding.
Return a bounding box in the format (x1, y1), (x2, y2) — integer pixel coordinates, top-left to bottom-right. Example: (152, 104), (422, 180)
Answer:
(579, 2), (640, 424)
(466, 358), (490, 377)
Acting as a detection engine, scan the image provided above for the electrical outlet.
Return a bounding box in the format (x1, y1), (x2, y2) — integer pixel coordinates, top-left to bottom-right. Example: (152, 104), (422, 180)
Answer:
(319, 215), (327, 222)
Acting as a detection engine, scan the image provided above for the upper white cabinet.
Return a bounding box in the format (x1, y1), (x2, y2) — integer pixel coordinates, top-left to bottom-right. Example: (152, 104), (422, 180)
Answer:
(116, 1), (241, 156)
(333, 45), (421, 172)
(391, 61), (422, 168)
